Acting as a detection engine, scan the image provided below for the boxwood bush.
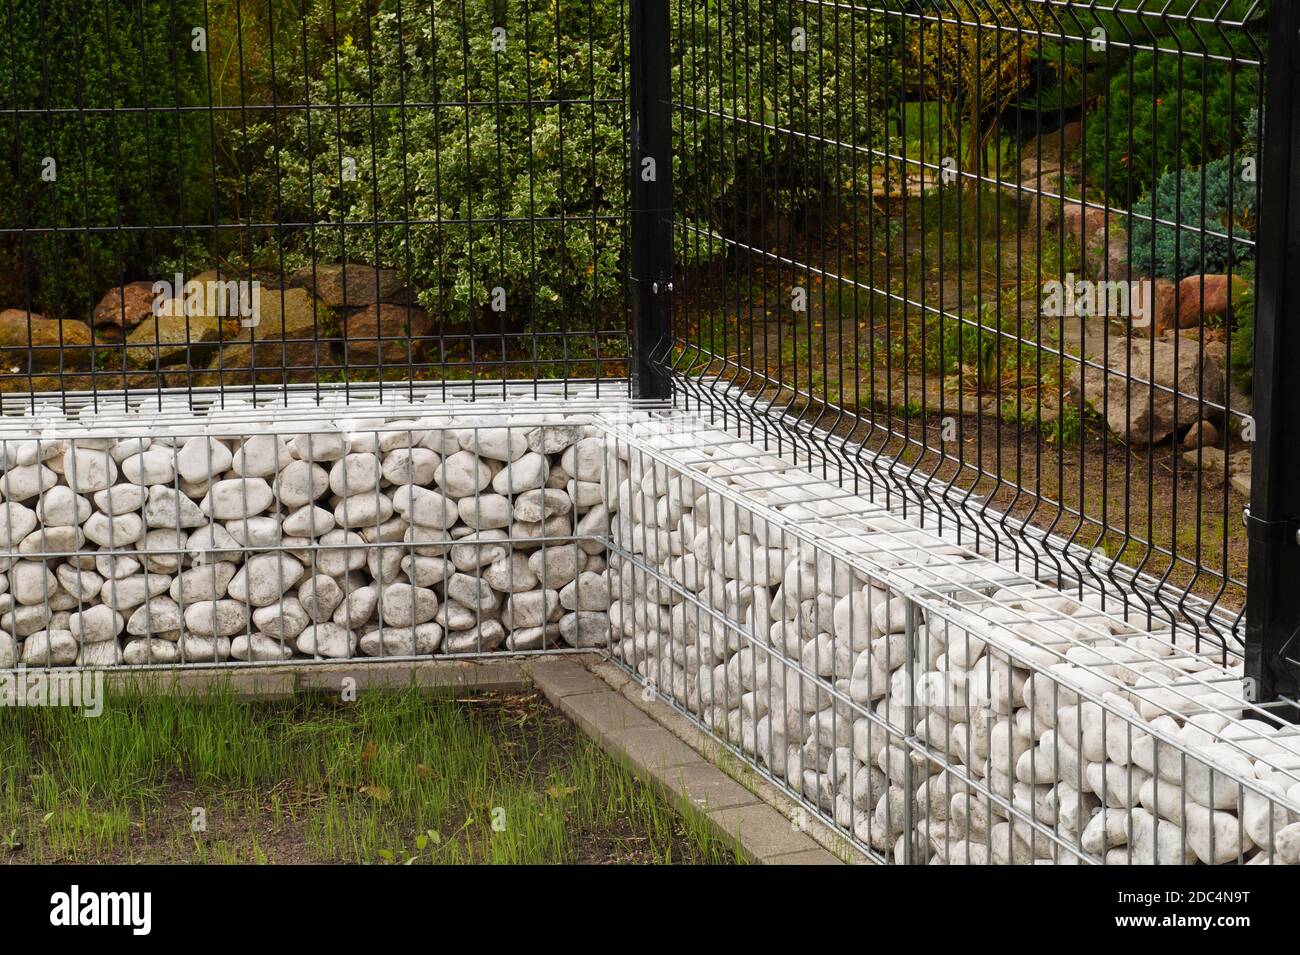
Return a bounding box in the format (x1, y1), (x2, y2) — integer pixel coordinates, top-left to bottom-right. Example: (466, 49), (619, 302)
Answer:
(218, 0), (624, 335)
(219, 0), (899, 332)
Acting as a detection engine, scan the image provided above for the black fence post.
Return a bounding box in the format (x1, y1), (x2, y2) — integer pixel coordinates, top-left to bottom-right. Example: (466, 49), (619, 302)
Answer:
(1246, 2), (1300, 717)
(629, 0), (673, 400)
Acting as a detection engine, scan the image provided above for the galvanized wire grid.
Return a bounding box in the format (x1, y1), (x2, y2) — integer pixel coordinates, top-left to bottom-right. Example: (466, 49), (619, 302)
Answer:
(666, 0), (1261, 655)
(0, 393), (639, 669)
(600, 407), (1299, 865)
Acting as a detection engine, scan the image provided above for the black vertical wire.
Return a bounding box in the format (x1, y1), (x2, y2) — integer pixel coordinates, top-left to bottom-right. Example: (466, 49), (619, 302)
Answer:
(490, 0), (506, 391)
(265, 0), (291, 405)
(428, 0), (447, 400)
(393, 0), (419, 401)
(360, 2), (384, 389)
(329, 0), (350, 404)
(584, 0), (599, 396)
(553, 0), (570, 390)
(300, 9), (324, 406)
(457, 0), (478, 394)
(172, 0), (195, 405)
(617, 0), (630, 397)
(521, 0), (540, 393)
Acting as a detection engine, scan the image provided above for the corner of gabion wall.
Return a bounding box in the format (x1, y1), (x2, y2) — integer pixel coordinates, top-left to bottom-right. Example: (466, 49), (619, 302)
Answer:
(600, 415), (1300, 866)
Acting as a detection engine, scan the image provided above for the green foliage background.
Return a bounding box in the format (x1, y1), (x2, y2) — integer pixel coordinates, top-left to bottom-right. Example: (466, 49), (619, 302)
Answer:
(217, 0), (626, 333)
(0, 0), (211, 318)
(0, 0), (1265, 341)
(1081, 25), (1260, 207)
(671, 1), (899, 265)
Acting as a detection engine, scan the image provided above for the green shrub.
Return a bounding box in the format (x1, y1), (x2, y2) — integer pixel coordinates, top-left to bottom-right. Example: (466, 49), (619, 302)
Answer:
(1081, 26), (1259, 207)
(0, 0), (211, 318)
(217, 0), (624, 333)
(672, 2), (900, 266)
(1128, 156), (1255, 280)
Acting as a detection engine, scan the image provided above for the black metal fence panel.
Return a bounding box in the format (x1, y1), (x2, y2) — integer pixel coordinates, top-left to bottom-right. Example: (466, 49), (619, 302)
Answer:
(666, 0), (1265, 661)
(0, 0), (632, 403)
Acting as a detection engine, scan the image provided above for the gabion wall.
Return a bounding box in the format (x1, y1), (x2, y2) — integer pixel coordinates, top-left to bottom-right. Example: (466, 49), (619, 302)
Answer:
(0, 405), (610, 667)
(602, 414), (1300, 866)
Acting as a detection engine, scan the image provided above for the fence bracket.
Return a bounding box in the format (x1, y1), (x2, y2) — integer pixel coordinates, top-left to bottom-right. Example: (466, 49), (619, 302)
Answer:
(1243, 508), (1300, 546)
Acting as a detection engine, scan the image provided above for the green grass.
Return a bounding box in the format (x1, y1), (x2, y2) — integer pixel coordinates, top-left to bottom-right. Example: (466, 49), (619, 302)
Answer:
(0, 688), (745, 865)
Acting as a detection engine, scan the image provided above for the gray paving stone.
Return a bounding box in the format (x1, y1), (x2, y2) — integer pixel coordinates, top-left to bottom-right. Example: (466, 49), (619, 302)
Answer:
(706, 802), (822, 863)
(529, 656), (610, 701)
(664, 761), (761, 813)
(555, 687), (656, 745)
(604, 724), (705, 776)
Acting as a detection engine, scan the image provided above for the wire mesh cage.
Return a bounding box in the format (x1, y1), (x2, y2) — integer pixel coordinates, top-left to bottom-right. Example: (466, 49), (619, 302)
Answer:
(602, 407), (1300, 865)
(0, 389), (617, 668)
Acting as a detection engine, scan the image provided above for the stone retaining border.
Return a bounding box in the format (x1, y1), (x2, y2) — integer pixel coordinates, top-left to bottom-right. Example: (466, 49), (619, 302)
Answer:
(0, 392), (627, 668)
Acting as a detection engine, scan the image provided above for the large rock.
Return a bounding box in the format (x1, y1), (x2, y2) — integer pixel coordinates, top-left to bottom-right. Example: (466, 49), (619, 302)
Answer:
(1062, 202), (1112, 250)
(92, 281), (156, 329)
(199, 287), (340, 385)
(1150, 279), (1178, 336)
(289, 263), (411, 307)
(1176, 274), (1249, 330)
(343, 304), (431, 364)
(1085, 226), (1132, 284)
(0, 309), (95, 370)
(202, 340), (336, 386)
(247, 286), (326, 339)
(1073, 336), (1224, 445)
(123, 303), (239, 368)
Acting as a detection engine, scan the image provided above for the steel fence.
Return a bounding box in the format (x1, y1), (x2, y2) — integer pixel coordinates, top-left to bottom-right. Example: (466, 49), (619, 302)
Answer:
(0, 0), (1297, 716)
(657, 0), (1269, 693)
(0, 0), (632, 400)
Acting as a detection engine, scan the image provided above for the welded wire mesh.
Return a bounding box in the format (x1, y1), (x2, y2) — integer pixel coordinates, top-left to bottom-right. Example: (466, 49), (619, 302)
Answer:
(602, 407), (1300, 865)
(0, 391), (622, 668)
(0, 0), (631, 401)
(666, 0), (1263, 654)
